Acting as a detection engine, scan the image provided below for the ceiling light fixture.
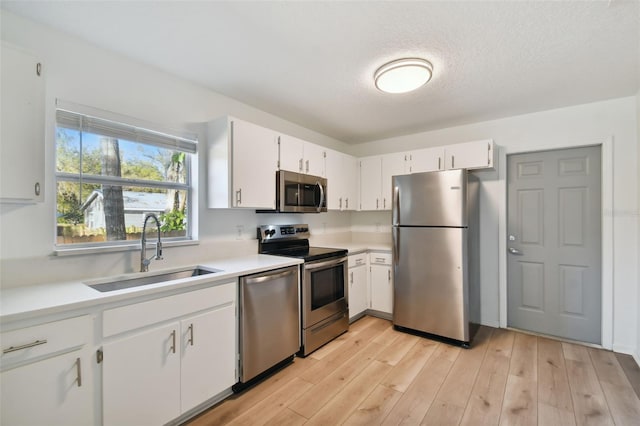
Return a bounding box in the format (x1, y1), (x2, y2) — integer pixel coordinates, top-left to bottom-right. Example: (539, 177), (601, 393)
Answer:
(374, 58), (433, 94)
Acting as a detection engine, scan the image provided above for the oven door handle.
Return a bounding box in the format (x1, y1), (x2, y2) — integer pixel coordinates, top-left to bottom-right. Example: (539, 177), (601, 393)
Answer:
(316, 181), (325, 212)
(304, 256), (347, 271)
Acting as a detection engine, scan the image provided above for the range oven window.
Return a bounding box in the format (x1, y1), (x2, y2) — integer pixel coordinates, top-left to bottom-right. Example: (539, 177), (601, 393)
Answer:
(310, 264), (345, 310)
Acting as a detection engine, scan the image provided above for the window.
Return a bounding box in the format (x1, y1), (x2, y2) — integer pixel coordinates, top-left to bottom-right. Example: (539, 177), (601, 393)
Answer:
(55, 102), (197, 248)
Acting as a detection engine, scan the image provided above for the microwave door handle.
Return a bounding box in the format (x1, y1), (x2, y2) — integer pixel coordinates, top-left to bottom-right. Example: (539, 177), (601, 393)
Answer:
(316, 181), (325, 212)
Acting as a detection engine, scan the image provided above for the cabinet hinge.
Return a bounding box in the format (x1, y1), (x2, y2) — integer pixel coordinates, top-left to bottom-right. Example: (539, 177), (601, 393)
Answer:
(96, 349), (103, 364)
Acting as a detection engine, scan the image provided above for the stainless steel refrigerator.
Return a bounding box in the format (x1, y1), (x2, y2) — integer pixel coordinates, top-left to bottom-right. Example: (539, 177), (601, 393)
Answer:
(392, 169), (480, 346)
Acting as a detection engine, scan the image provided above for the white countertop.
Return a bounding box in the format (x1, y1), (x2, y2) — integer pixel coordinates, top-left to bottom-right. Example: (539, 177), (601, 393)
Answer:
(0, 254), (302, 325)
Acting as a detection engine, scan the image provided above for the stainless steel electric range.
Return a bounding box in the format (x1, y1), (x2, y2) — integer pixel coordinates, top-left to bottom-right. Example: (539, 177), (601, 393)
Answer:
(258, 224), (349, 356)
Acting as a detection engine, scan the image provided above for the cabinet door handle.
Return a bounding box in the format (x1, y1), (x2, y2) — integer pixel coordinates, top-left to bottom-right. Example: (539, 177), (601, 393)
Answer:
(305, 160), (309, 173)
(2, 339), (47, 354)
(388, 270), (391, 281)
(339, 198), (342, 209)
(345, 198), (349, 209)
(187, 324), (194, 346)
(170, 330), (176, 354)
(384, 198), (386, 209)
(376, 198), (379, 209)
(299, 158), (303, 172)
(235, 189), (242, 205)
(451, 155), (455, 169)
(75, 357), (82, 387)
(350, 271), (354, 284)
(438, 157), (441, 170)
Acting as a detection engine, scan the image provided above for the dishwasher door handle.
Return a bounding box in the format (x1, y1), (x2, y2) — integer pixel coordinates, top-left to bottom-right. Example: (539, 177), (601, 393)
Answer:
(243, 268), (296, 284)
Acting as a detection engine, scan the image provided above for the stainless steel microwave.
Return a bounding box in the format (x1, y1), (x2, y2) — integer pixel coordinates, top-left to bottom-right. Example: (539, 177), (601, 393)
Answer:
(276, 170), (327, 213)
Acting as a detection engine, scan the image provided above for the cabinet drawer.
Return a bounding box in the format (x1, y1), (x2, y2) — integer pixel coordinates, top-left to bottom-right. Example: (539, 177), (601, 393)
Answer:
(1, 315), (91, 367)
(348, 253), (367, 268)
(103, 281), (236, 338)
(369, 252), (392, 265)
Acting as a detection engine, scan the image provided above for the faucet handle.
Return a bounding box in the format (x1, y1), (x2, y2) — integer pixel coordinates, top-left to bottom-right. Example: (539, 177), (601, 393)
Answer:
(155, 241), (163, 260)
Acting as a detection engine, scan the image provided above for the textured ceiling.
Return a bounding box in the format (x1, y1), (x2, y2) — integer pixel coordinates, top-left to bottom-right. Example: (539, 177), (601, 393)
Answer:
(2, 1), (639, 144)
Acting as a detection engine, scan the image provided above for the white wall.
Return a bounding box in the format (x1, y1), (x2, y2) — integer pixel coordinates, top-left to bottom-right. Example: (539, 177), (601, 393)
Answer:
(351, 97), (639, 353)
(0, 11), (351, 287)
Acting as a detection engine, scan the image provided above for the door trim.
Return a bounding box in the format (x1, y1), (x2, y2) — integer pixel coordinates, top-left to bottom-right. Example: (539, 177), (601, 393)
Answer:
(498, 137), (613, 349)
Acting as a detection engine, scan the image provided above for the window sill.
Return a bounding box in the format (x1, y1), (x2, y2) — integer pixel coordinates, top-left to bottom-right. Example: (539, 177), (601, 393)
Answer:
(52, 239), (199, 257)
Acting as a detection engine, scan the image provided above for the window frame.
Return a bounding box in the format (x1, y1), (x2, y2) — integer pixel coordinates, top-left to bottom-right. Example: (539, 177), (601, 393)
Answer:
(53, 100), (198, 253)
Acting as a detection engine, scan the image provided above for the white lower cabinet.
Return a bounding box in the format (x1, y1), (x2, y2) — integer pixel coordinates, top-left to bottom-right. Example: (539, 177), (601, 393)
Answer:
(369, 253), (393, 315)
(180, 305), (236, 413)
(348, 253), (368, 320)
(101, 282), (237, 426)
(103, 322), (181, 426)
(0, 315), (95, 426)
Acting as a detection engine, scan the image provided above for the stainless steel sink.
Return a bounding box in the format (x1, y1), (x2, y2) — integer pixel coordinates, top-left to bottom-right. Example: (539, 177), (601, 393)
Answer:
(86, 267), (223, 292)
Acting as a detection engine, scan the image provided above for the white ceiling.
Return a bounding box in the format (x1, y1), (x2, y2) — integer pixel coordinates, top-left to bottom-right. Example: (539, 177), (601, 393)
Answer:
(2, 1), (639, 144)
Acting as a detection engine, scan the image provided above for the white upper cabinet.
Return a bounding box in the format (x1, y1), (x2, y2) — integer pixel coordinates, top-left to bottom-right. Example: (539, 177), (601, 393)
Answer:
(445, 139), (494, 170)
(360, 153), (407, 211)
(0, 43), (45, 203)
(407, 147), (445, 173)
(381, 152), (407, 210)
(406, 140), (495, 174)
(325, 148), (358, 211)
(359, 156), (382, 211)
(208, 116), (279, 209)
(279, 134), (326, 177)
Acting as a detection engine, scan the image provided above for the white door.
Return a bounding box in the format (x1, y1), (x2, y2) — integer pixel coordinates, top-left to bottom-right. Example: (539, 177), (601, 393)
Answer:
(370, 264), (393, 314)
(381, 153), (407, 210)
(181, 305), (236, 412)
(445, 140), (493, 170)
(409, 147), (444, 173)
(0, 43), (45, 202)
(279, 134), (304, 173)
(359, 157), (382, 210)
(507, 146), (602, 344)
(303, 142), (326, 177)
(231, 119), (278, 209)
(343, 154), (358, 210)
(103, 322), (181, 426)
(1, 350), (93, 426)
(348, 265), (368, 319)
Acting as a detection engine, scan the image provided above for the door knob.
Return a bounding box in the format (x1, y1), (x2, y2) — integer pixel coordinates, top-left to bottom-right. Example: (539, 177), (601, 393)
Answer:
(508, 247), (523, 255)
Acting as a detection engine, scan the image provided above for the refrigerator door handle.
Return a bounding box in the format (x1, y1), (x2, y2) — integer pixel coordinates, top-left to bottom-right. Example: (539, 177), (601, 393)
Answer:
(392, 185), (400, 225)
(393, 227), (399, 268)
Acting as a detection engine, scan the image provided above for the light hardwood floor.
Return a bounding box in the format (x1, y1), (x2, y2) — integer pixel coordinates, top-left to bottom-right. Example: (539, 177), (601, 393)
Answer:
(187, 316), (640, 426)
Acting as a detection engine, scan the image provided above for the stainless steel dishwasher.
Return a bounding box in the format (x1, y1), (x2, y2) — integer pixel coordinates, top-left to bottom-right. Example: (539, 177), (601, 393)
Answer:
(235, 265), (300, 390)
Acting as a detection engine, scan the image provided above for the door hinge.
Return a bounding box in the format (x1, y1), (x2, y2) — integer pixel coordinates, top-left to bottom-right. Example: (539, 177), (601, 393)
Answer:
(96, 349), (103, 364)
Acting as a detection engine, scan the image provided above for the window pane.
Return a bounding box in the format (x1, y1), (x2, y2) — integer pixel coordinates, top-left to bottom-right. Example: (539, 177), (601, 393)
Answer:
(56, 181), (188, 245)
(75, 132), (187, 183)
(56, 128), (81, 173)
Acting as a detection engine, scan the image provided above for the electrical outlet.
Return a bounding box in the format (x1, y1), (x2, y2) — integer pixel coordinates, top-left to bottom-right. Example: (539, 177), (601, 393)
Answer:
(236, 225), (244, 240)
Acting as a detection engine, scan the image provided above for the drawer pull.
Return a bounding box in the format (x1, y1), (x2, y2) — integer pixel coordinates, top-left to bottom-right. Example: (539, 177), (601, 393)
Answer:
(355, 259), (364, 265)
(375, 257), (386, 263)
(2, 339), (47, 354)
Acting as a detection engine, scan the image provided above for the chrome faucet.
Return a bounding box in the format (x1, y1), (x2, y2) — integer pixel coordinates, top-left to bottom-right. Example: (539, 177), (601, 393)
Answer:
(140, 213), (163, 272)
